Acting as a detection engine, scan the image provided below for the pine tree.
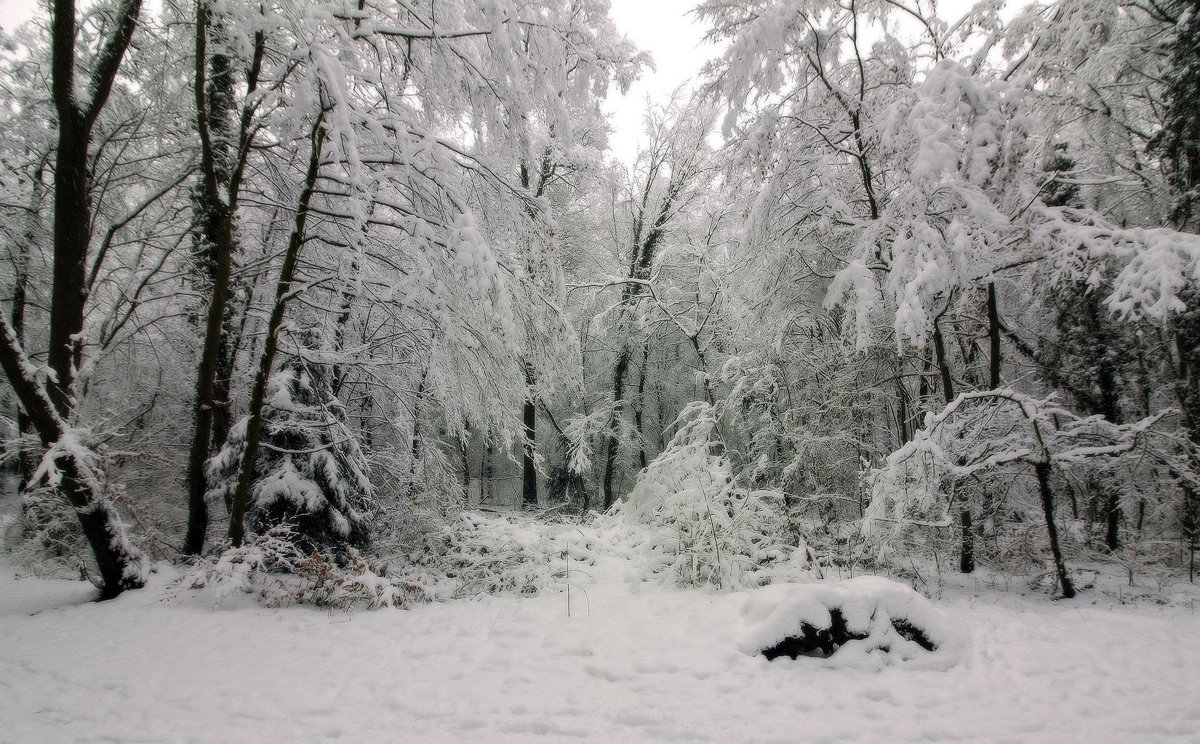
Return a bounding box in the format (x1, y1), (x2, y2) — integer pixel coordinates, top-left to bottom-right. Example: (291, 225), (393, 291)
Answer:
(1152, 0), (1200, 230)
(208, 330), (375, 554)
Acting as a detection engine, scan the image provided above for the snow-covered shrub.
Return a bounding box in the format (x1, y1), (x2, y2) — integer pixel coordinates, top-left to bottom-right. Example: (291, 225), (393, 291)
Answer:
(607, 402), (810, 589)
(738, 576), (968, 670)
(3, 484), (90, 580)
(400, 510), (602, 599)
(208, 338), (375, 554)
(181, 527), (415, 609)
(370, 443), (466, 564)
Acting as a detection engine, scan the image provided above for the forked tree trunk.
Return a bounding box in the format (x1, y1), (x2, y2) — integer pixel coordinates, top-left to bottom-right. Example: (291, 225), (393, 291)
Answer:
(183, 0), (234, 554)
(0, 0), (150, 598)
(183, 5), (265, 553)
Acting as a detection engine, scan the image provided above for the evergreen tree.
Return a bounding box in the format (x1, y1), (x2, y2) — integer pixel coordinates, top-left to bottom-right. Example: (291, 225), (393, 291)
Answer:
(208, 330), (375, 553)
(1152, 0), (1200, 230)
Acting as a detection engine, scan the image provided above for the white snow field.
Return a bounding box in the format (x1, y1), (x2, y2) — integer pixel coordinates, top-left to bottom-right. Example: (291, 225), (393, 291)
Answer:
(2, 533), (1199, 744)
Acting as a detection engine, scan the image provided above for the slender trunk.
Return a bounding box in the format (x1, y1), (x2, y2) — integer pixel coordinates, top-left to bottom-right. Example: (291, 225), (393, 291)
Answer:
(210, 279), (249, 458)
(987, 282), (1001, 389)
(932, 314), (955, 403)
(634, 342), (649, 469)
(483, 435), (494, 504)
(959, 509), (975, 573)
(410, 369), (427, 465)
(1034, 460), (1076, 598)
(1105, 491), (1121, 552)
(9, 193), (37, 486)
(934, 310), (972, 574)
(602, 346), (631, 510)
(459, 429), (471, 493)
(522, 363), (538, 507)
(227, 118), (325, 547)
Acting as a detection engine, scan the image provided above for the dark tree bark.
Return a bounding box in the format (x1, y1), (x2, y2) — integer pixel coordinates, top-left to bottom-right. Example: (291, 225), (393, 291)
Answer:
(1034, 460), (1076, 599)
(47, 0), (141, 415)
(0, 317), (145, 598)
(0, 0), (149, 598)
(987, 282), (1001, 389)
(183, 0), (234, 554)
(227, 116), (325, 547)
(634, 342), (650, 470)
(602, 347), (631, 510)
(183, 6), (266, 553)
(515, 154), (554, 509)
(601, 168), (680, 510)
(7, 157), (46, 488)
(522, 362), (538, 507)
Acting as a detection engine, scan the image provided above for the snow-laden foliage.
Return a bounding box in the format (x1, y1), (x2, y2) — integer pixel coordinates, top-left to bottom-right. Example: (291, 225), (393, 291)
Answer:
(605, 402), (811, 589)
(737, 576), (969, 671)
(863, 389), (1174, 593)
(395, 510), (613, 600)
(827, 61), (1036, 351)
(181, 526), (411, 609)
(208, 339), (375, 553)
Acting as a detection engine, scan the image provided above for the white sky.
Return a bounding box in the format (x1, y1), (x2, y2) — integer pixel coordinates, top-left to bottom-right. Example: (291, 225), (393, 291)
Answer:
(0, 0), (37, 29)
(603, 0), (718, 166)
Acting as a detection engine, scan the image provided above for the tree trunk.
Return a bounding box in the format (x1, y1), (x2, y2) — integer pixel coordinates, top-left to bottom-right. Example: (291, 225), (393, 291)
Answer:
(1034, 460), (1076, 599)
(959, 509), (975, 574)
(210, 280), (250, 459)
(934, 308), (973, 575)
(634, 342), (649, 470)
(227, 117), (325, 547)
(987, 282), (1001, 389)
(0, 0), (150, 598)
(483, 436), (495, 505)
(0, 316), (145, 598)
(522, 363), (538, 508)
(8, 179), (39, 487)
(602, 346), (631, 510)
(183, 0), (236, 554)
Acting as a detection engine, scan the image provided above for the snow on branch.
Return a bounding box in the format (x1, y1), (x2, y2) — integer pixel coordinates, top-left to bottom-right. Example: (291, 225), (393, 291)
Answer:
(864, 388), (1171, 543)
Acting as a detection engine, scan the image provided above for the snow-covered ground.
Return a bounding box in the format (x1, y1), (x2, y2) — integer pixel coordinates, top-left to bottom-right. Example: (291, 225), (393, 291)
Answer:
(2, 522), (1199, 743)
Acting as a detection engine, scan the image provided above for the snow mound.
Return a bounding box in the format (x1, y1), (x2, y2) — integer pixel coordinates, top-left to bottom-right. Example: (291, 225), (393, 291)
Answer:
(737, 576), (968, 670)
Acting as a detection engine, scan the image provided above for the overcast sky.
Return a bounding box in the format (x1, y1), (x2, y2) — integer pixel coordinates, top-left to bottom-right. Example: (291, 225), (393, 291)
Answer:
(0, 0), (35, 28)
(603, 0), (719, 165)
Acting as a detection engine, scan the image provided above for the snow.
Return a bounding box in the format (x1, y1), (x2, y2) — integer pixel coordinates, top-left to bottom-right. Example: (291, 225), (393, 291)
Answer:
(736, 576), (969, 671)
(3, 532), (1200, 743)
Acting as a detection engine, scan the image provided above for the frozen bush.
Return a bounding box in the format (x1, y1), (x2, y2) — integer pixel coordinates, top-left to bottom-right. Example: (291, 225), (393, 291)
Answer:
(605, 402), (811, 590)
(399, 511), (607, 599)
(181, 527), (416, 609)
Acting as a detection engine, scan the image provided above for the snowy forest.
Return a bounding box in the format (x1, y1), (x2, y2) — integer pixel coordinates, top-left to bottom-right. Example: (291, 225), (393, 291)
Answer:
(4, 0), (1200, 740)
(5, 0), (1198, 601)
